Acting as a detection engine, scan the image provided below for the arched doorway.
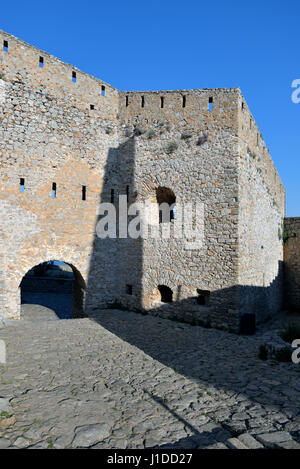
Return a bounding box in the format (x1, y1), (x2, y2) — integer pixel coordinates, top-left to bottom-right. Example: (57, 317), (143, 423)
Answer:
(20, 260), (86, 319)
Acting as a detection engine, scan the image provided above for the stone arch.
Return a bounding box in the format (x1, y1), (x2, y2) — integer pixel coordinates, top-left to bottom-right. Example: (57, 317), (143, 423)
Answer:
(7, 249), (88, 319)
(157, 285), (173, 303)
(19, 260), (86, 319)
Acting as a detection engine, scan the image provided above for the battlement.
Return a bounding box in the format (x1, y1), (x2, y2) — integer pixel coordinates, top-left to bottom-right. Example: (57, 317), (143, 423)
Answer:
(0, 29), (119, 118)
(0, 29), (289, 330)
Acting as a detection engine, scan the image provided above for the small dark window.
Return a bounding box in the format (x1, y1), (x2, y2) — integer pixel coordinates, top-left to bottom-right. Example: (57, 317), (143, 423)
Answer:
(82, 185), (86, 201)
(126, 284), (133, 295)
(241, 102), (244, 110)
(209, 97), (213, 112)
(126, 185), (129, 200)
(3, 40), (8, 52)
(101, 85), (105, 96)
(39, 56), (44, 68)
(196, 289), (210, 306)
(72, 71), (77, 83)
(158, 285), (173, 303)
(160, 97), (164, 108)
(182, 95), (186, 108)
(111, 189), (114, 203)
(126, 96), (129, 107)
(52, 182), (57, 198)
(20, 178), (25, 193)
(141, 95), (145, 108)
(90, 104), (95, 110)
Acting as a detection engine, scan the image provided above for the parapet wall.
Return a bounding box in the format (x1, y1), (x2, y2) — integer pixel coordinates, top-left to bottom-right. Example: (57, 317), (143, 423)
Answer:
(0, 29), (119, 119)
(284, 218), (300, 311)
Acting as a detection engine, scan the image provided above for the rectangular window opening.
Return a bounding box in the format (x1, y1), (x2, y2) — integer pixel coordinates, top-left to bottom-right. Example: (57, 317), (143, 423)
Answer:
(82, 185), (86, 201)
(39, 56), (44, 68)
(209, 97), (213, 112)
(126, 185), (129, 200)
(52, 182), (57, 198)
(72, 71), (77, 83)
(182, 96), (186, 108)
(111, 189), (114, 203)
(126, 284), (133, 295)
(20, 178), (25, 193)
(90, 104), (95, 110)
(141, 96), (145, 108)
(101, 85), (105, 96)
(3, 40), (8, 52)
(126, 96), (129, 107)
(160, 97), (164, 108)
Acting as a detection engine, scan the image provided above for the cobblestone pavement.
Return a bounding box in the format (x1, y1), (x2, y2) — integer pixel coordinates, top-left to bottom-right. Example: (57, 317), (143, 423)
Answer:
(0, 305), (299, 449)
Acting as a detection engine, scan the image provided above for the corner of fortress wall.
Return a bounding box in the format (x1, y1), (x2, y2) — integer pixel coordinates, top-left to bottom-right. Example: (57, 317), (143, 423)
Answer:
(0, 29), (297, 332)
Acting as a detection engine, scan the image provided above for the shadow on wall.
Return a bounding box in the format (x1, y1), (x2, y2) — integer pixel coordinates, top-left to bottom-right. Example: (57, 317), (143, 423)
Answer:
(84, 135), (283, 333)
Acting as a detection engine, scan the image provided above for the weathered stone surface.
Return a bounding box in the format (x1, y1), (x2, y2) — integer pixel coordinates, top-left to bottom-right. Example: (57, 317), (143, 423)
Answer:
(0, 28), (290, 332)
(238, 433), (264, 449)
(72, 423), (112, 448)
(256, 432), (292, 448)
(0, 397), (11, 413)
(226, 437), (248, 449)
(0, 308), (299, 449)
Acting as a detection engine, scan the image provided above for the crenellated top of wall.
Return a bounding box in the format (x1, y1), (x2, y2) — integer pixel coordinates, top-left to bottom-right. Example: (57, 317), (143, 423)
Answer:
(237, 89), (285, 214)
(0, 30), (119, 119)
(0, 29), (285, 213)
(119, 88), (240, 134)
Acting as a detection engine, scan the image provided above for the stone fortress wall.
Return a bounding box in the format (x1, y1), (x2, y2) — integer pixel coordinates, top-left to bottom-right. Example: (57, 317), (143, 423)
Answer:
(284, 218), (300, 311)
(0, 29), (295, 332)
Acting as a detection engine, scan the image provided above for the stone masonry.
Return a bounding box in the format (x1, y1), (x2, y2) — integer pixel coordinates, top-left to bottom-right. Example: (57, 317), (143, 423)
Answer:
(284, 218), (300, 311)
(0, 29), (294, 332)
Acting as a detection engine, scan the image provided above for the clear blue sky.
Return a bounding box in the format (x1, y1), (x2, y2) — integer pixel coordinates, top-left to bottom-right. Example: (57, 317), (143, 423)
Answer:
(1, 0), (299, 216)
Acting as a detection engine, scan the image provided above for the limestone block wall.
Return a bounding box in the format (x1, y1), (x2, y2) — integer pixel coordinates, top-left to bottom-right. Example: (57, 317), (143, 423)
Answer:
(237, 91), (285, 323)
(284, 218), (300, 311)
(0, 29), (291, 331)
(0, 30), (119, 319)
(117, 89), (241, 330)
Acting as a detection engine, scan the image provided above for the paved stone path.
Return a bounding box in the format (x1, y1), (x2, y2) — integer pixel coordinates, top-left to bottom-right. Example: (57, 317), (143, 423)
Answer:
(0, 305), (299, 449)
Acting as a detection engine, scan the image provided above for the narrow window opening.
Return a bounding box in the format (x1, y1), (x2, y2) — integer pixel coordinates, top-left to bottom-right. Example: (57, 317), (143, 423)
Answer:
(126, 185), (129, 201)
(209, 97), (213, 112)
(39, 56), (44, 68)
(52, 182), (57, 198)
(156, 187), (176, 223)
(182, 95), (186, 108)
(101, 85), (105, 96)
(20, 178), (25, 193)
(126, 284), (133, 295)
(72, 71), (77, 83)
(3, 40), (8, 52)
(158, 285), (173, 303)
(241, 102), (244, 110)
(160, 97), (164, 108)
(141, 96), (145, 108)
(126, 96), (129, 107)
(82, 185), (86, 201)
(111, 189), (114, 203)
(90, 104), (95, 110)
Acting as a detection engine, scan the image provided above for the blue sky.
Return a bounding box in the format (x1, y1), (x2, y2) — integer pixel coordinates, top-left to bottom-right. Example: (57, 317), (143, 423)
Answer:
(1, 0), (299, 216)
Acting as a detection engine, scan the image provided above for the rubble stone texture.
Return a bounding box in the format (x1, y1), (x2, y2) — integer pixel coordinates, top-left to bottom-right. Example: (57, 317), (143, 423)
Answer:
(284, 218), (300, 311)
(0, 29), (298, 331)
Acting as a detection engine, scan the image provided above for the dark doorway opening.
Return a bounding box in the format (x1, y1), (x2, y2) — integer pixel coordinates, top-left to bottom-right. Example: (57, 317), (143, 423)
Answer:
(158, 285), (173, 303)
(20, 260), (86, 319)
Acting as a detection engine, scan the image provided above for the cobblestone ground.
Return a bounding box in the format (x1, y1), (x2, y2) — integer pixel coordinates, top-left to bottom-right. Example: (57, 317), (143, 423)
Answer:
(0, 303), (300, 449)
